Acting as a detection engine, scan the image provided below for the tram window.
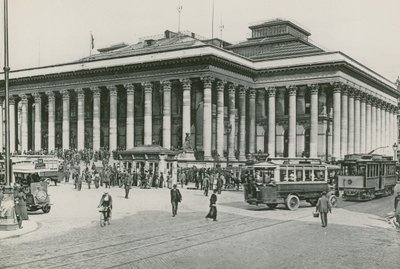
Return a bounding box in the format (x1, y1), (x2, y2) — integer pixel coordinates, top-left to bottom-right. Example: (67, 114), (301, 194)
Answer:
(358, 165), (366, 176)
(314, 170), (325, 181)
(304, 170), (312, 181)
(288, 170), (295, 181)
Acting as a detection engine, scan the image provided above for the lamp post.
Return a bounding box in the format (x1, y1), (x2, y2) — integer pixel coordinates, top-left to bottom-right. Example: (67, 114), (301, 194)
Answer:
(0, 0), (19, 231)
(393, 143), (398, 162)
(225, 123), (232, 168)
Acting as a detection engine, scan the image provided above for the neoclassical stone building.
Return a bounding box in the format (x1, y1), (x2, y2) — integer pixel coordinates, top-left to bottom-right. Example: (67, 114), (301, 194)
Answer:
(1, 19), (398, 162)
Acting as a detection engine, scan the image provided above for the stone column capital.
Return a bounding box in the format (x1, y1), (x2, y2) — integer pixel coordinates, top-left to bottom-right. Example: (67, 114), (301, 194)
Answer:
(346, 86), (355, 97)
(353, 89), (361, 100)
(61, 89), (70, 100)
(239, 86), (246, 96)
(310, 84), (319, 95)
(216, 80), (226, 91)
(45, 91), (55, 101)
(9, 96), (16, 105)
(332, 81), (344, 93)
(287, 85), (297, 96)
(19, 94), (28, 103)
(33, 92), (42, 103)
(141, 82), (153, 93)
(161, 80), (172, 91)
(123, 83), (135, 93)
(180, 78), (192, 90)
(359, 92), (367, 102)
(201, 76), (214, 88)
(267, 87), (276, 97)
(228, 83), (236, 95)
(75, 88), (85, 98)
(90, 86), (101, 97)
(107, 85), (118, 96)
(248, 88), (256, 99)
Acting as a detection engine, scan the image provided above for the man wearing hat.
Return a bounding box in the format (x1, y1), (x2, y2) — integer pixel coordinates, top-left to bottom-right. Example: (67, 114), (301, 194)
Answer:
(394, 191), (400, 212)
(170, 184), (182, 217)
(316, 191), (331, 227)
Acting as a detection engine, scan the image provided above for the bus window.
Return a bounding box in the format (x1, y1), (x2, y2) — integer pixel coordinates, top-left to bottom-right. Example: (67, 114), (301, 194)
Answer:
(305, 170), (312, 181)
(296, 170), (303, 181)
(280, 170), (288, 182)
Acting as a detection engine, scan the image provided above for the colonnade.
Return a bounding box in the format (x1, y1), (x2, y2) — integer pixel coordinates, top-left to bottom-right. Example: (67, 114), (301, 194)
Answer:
(0, 80), (397, 161)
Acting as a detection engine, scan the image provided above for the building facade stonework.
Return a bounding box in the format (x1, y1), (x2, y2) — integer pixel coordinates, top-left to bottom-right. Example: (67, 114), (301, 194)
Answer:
(1, 19), (399, 162)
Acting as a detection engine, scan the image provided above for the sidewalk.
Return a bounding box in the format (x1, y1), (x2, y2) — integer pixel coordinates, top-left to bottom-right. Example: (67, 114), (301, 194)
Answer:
(0, 219), (39, 240)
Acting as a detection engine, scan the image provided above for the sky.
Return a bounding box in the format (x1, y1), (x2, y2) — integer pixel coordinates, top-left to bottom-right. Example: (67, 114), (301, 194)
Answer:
(1, 0), (400, 82)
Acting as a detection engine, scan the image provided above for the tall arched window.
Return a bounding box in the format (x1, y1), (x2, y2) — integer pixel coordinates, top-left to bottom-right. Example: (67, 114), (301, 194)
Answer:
(304, 128), (310, 157)
(284, 130), (289, 157)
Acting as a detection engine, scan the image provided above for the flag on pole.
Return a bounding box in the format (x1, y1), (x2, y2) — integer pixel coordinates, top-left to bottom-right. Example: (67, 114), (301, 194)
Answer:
(90, 33), (94, 50)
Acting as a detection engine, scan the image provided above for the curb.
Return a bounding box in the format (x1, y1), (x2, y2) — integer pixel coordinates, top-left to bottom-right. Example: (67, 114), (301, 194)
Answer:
(0, 220), (39, 240)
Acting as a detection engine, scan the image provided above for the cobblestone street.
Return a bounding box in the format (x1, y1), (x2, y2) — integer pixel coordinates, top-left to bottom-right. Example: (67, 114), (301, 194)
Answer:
(1, 183), (399, 269)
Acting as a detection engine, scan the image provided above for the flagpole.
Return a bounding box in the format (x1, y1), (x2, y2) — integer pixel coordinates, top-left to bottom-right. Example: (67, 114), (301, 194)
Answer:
(211, 0), (215, 40)
(89, 31), (92, 58)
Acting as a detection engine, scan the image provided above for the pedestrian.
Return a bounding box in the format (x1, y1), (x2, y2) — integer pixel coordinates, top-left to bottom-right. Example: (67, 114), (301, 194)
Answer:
(394, 191), (400, 212)
(15, 188), (28, 220)
(86, 172), (92, 189)
(77, 173), (83, 191)
(170, 184), (182, 217)
(159, 172), (164, 188)
(181, 171), (185, 188)
(203, 174), (210, 196)
(206, 189), (218, 221)
(316, 191), (331, 227)
(124, 173), (132, 199)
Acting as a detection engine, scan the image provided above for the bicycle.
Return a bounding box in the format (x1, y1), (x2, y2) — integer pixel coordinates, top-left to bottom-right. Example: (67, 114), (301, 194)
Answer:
(99, 206), (112, 227)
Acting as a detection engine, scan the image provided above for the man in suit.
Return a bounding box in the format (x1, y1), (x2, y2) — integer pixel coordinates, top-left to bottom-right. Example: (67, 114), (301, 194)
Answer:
(206, 189), (218, 221)
(170, 184), (182, 217)
(316, 191), (332, 227)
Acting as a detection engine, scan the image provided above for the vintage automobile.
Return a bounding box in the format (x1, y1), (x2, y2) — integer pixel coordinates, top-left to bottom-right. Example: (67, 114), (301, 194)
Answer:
(243, 158), (339, 210)
(14, 170), (51, 213)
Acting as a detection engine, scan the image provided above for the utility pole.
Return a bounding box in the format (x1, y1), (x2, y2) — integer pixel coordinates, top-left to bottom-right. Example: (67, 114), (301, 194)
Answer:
(0, 0), (19, 231)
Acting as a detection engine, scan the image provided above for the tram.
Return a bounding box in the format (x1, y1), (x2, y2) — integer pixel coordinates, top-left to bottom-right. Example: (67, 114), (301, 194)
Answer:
(243, 158), (339, 210)
(337, 154), (397, 201)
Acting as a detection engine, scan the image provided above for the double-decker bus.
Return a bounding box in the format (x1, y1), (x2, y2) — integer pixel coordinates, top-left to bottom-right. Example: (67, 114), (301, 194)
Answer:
(338, 154), (397, 201)
(243, 158), (340, 210)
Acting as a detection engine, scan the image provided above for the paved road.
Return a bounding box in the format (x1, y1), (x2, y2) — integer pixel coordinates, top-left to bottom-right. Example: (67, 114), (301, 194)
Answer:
(0, 183), (399, 269)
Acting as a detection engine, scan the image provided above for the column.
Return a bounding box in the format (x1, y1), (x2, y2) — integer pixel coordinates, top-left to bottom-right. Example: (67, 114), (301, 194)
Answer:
(366, 96), (372, 153)
(124, 84), (135, 149)
(360, 93), (366, 154)
(310, 84), (319, 158)
(216, 81), (225, 158)
(288, 85), (297, 157)
(61, 90), (70, 150)
(0, 98), (3, 152)
(181, 79), (191, 146)
(19, 94), (28, 153)
(108, 85), (118, 150)
(371, 99), (377, 150)
(376, 101), (381, 148)
(347, 88), (354, 154)
(46, 91), (55, 151)
(256, 89), (266, 152)
(332, 83), (341, 160)
(76, 88), (85, 150)
(33, 93), (42, 151)
(91, 87), (101, 151)
(238, 86), (247, 161)
(248, 88), (256, 154)
(162, 80), (172, 149)
(385, 105), (390, 151)
(340, 86), (348, 158)
(354, 91), (361, 153)
(267, 87), (276, 157)
(228, 84), (236, 159)
(9, 97), (16, 153)
(143, 82), (153, 145)
(381, 103), (386, 148)
(202, 77), (213, 160)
